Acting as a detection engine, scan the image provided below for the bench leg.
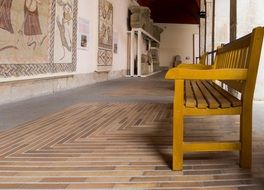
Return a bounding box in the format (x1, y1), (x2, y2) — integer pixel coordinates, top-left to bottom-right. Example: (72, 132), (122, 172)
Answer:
(173, 110), (184, 171)
(172, 80), (184, 171)
(240, 106), (252, 169)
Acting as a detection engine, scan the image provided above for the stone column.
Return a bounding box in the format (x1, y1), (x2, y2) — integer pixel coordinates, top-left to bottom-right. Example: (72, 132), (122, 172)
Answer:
(205, 0), (214, 64)
(235, 0), (264, 100)
(214, 0), (230, 48)
(236, 0), (251, 37)
(199, 0), (206, 56)
(249, 0), (264, 100)
(230, 0), (237, 41)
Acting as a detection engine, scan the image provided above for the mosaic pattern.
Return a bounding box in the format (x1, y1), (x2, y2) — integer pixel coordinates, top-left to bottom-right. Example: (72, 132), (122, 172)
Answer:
(98, 48), (113, 66)
(98, 0), (113, 67)
(0, 0), (78, 78)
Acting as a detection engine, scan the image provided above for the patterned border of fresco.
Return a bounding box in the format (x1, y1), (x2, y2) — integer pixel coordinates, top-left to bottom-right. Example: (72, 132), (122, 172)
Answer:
(0, 0), (78, 78)
(98, 49), (113, 66)
(98, 0), (113, 67)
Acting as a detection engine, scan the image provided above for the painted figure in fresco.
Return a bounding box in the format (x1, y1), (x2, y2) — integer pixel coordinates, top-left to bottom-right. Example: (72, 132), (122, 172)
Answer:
(0, 0), (14, 33)
(24, 0), (42, 36)
(99, 1), (112, 47)
(19, 0), (46, 49)
(0, 0), (19, 52)
(56, 0), (73, 60)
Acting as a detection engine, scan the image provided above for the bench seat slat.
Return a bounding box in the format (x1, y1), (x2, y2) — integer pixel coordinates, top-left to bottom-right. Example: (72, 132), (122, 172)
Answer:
(190, 81), (208, 108)
(196, 81), (220, 109)
(211, 82), (241, 107)
(221, 80), (244, 93)
(202, 81), (232, 108)
(185, 80), (196, 108)
(184, 80), (241, 109)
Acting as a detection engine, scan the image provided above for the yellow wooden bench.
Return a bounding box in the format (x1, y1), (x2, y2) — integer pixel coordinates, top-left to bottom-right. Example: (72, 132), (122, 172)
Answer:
(165, 27), (264, 171)
(197, 52), (208, 65)
(176, 52), (211, 70)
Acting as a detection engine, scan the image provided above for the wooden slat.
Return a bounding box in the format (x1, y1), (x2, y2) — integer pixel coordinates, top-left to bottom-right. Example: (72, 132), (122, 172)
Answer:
(184, 80), (196, 108)
(190, 81), (208, 109)
(202, 81), (232, 108)
(233, 50), (240, 68)
(230, 50), (236, 68)
(211, 82), (241, 107)
(222, 53), (227, 68)
(215, 33), (251, 70)
(238, 47), (248, 68)
(244, 47), (250, 68)
(221, 80), (244, 93)
(184, 107), (241, 116)
(227, 51), (232, 68)
(183, 142), (241, 153)
(217, 33), (251, 54)
(184, 80), (241, 109)
(196, 81), (220, 109)
(237, 48), (244, 68)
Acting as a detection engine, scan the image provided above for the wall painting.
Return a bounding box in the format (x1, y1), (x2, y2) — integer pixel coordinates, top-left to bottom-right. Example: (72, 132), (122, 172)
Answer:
(0, 0), (78, 78)
(98, 0), (113, 68)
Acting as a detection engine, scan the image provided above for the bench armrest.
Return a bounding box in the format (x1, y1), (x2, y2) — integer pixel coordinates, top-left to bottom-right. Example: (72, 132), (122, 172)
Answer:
(165, 68), (248, 80)
(176, 63), (212, 69)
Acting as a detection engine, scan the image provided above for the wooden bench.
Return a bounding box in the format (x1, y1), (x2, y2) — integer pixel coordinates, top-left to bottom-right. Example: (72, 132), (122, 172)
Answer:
(165, 27), (264, 171)
(197, 52), (208, 65)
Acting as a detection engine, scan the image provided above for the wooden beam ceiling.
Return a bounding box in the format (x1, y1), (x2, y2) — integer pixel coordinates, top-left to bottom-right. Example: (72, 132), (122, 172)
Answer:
(137, 0), (200, 24)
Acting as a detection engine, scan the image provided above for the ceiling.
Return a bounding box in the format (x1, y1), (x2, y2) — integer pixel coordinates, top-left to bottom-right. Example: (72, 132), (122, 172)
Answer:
(137, 0), (200, 24)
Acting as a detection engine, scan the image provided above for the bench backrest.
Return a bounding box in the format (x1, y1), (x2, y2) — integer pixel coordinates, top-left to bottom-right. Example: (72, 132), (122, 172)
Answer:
(199, 53), (208, 65)
(212, 27), (264, 101)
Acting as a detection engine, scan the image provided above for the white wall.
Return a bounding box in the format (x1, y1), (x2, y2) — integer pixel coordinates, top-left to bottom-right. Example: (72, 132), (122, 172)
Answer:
(0, 0), (132, 105)
(77, 0), (98, 74)
(77, 0), (130, 74)
(156, 23), (199, 67)
(77, 0), (98, 73)
(111, 0), (131, 72)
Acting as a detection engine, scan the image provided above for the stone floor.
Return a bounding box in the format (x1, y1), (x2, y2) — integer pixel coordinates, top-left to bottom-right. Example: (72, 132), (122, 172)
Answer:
(0, 72), (172, 132)
(0, 72), (263, 189)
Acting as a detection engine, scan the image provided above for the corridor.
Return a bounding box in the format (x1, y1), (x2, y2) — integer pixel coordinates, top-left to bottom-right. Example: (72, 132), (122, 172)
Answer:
(0, 73), (263, 189)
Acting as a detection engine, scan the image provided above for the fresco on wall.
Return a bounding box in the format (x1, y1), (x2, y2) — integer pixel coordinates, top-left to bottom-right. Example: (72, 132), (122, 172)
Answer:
(98, 0), (113, 67)
(0, 0), (78, 78)
(0, 0), (50, 64)
(54, 0), (73, 63)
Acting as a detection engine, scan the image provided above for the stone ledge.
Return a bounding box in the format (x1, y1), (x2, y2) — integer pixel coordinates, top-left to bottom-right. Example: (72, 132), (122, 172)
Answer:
(0, 70), (126, 106)
(0, 73), (75, 84)
(94, 70), (111, 73)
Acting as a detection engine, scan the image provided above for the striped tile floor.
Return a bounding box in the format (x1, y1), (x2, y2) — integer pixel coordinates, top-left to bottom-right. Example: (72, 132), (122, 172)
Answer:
(0, 103), (263, 189)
